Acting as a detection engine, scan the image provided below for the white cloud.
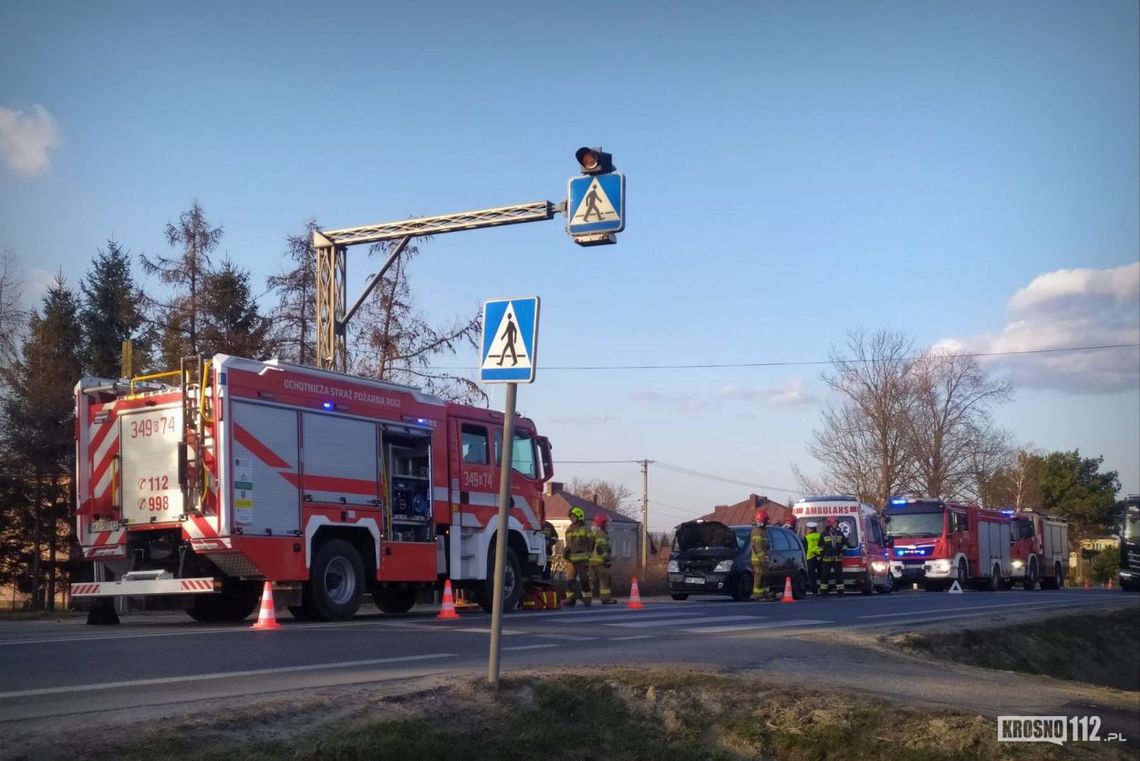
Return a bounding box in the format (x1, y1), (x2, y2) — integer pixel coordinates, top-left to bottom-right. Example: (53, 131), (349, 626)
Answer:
(0, 104), (61, 176)
(936, 262), (1140, 394)
(631, 378), (819, 412)
(721, 378), (819, 408)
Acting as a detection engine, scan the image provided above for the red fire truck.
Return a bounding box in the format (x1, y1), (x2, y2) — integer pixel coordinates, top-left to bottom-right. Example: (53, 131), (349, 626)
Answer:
(1006, 509), (1068, 590)
(884, 497), (1011, 591)
(71, 354), (554, 621)
(791, 496), (893, 594)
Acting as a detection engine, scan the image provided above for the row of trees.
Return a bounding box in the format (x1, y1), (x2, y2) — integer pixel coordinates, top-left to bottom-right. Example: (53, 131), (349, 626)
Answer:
(0, 201), (485, 607)
(798, 329), (1121, 542)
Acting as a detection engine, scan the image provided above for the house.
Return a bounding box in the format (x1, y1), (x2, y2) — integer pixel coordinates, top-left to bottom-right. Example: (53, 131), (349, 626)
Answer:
(696, 493), (791, 528)
(543, 482), (641, 569)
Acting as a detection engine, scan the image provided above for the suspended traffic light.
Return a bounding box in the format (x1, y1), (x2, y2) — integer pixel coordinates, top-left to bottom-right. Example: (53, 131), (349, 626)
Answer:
(575, 146), (614, 175)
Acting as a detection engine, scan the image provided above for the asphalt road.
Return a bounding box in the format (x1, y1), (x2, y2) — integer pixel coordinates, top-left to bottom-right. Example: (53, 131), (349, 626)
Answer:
(0, 587), (1136, 749)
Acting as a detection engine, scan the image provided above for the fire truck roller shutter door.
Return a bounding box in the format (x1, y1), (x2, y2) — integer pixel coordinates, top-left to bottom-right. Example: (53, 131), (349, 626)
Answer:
(231, 402), (301, 534)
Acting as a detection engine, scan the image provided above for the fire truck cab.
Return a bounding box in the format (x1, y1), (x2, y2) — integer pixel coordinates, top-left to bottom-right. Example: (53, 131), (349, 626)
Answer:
(71, 354), (553, 622)
(792, 496), (892, 595)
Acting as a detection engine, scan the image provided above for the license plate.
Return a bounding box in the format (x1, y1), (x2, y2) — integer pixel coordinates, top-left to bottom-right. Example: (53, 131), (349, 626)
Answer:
(90, 520), (118, 532)
(684, 576), (704, 585)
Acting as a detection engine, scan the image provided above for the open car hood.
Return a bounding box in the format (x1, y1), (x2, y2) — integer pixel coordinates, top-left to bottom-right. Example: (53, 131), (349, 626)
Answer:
(674, 521), (738, 555)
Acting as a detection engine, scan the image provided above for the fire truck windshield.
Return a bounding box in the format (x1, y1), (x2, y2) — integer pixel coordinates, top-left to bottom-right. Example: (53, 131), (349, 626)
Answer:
(884, 511), (943, 538)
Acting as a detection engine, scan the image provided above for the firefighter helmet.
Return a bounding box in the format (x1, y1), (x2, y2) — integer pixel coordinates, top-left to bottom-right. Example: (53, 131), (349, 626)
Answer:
(570, 506), (585, 521)
(593, 513), (608, 528)
(754, 509), (769, 525)
(826, 517), (838, 529)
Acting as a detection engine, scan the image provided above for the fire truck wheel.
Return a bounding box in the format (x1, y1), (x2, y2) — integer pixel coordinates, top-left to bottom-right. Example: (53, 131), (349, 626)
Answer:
(1040, 562), (1063, 590)
(476, 546), (522, 613)
(1022, 560), (1038, 591)
(860, 571), (874, 595)
(373, 589), (417, 614)
(186, 580), (261, 623)
(304, 539), (364, 621)
(956, 560), (969, 590)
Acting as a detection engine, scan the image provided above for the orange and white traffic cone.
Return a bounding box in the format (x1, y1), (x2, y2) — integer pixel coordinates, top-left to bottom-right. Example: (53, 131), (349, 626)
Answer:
(1106, 577), (1114, 590)
(1083, 577), (1090, 591)
(627, 577), (645, 610)
(437, 579), (460, 620)
(781, 576), (795, 604)
(251, 581), (281, 630)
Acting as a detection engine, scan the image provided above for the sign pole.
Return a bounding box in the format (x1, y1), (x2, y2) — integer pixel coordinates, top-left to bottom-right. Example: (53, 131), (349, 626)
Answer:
(487, 381), (518, 688)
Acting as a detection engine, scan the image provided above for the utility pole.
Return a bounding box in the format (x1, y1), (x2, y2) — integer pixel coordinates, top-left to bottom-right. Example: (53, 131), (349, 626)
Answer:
(640, 459), (654, 574)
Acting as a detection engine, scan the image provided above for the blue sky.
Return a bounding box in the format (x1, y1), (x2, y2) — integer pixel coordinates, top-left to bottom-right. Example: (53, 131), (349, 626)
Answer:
(2, 2), (1137, 530)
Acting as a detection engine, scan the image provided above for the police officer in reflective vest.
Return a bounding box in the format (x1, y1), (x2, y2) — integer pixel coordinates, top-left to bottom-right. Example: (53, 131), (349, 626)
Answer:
(589, 513), (618, 604)
(818, 517), (846, 595)
(804, 521), (822, 595)
(750, 510), (771, 599)
(563, 506), (594, 606)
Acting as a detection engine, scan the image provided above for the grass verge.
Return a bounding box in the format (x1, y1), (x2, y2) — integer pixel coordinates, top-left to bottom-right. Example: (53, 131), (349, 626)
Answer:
(891, 608), (1140, 692)
(27, 668), (1131, 761)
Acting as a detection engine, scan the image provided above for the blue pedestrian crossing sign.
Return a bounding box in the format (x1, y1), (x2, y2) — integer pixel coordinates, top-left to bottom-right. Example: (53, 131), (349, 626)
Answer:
(480, 297), (540, 384)
(567, 173), (625, 236)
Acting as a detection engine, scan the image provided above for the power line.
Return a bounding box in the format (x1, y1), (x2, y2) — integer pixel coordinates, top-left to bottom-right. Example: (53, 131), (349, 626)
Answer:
(437, 342), (1139, 372)
(654, 461), (798, 495)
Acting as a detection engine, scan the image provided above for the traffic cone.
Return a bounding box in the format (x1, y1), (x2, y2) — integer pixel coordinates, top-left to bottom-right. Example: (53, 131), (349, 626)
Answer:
(251, 581), (281, 630)
(1083, 577), (1090, 591)
(437, 579), (460, 620)
(627, 577), (645, 610)
(781, 576), (795, 603)
(1106, 577), (1114, 590)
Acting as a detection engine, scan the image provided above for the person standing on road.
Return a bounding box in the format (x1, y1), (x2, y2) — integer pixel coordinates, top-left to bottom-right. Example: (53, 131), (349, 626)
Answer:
(750, 510), (771, 600)
(804, 521), (822, 595)
(563, 507), (594, 606)
(818, 517), (846, 595)
(589, 513), (618, 604)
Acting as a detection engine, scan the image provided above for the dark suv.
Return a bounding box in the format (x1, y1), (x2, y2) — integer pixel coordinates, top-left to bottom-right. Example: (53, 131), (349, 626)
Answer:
(667, 520), (808, 601)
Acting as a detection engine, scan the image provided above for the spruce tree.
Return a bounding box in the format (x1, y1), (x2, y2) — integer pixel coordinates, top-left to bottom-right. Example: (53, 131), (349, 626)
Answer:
(80, 239), (148, 377)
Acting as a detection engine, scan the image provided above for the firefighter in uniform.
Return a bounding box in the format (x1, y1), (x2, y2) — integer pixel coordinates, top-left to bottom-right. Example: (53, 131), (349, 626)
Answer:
(804, 521), (822, 595)
(589, 513), (618, 604)
(540, 521), (559, 580)
(750, 510), (771, 599)
(818, 517), (846, 595)
(563, 507), (594, 606)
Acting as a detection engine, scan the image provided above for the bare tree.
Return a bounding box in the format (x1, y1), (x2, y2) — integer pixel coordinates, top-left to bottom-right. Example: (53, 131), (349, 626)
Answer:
(266, 220), (318, 365)
(963, 422), (1016, 506)
(808, 329), (916, 507)
(141, 201), (223, 365)
(902, 351), (1012, 500)
(566, 476), (636, 520)
(349, 239), (486, 405)
(0, 251), (26, 381)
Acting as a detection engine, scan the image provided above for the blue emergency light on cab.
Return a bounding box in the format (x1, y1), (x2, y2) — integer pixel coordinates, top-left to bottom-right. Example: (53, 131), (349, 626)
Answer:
(322, 401), (334, 410)
(890, 497), (909, 505)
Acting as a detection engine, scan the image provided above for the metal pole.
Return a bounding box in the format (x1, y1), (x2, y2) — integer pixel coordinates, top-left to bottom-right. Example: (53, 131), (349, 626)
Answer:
(488, 382), (518, 688)
(641, 459), (649, 574)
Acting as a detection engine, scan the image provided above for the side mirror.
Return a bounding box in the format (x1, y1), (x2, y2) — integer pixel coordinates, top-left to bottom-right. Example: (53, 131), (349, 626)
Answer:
(884, 536), (894, 548)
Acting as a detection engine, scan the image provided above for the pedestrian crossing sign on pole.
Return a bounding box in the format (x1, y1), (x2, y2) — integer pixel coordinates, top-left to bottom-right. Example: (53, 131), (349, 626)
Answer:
(480, 297), (540, 383)
(567, 173), (625, 237)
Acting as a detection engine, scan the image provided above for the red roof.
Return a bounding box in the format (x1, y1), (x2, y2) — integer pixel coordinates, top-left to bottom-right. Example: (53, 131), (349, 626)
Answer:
(543, 486), (639, 525)
(696, 494), (790, 527)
